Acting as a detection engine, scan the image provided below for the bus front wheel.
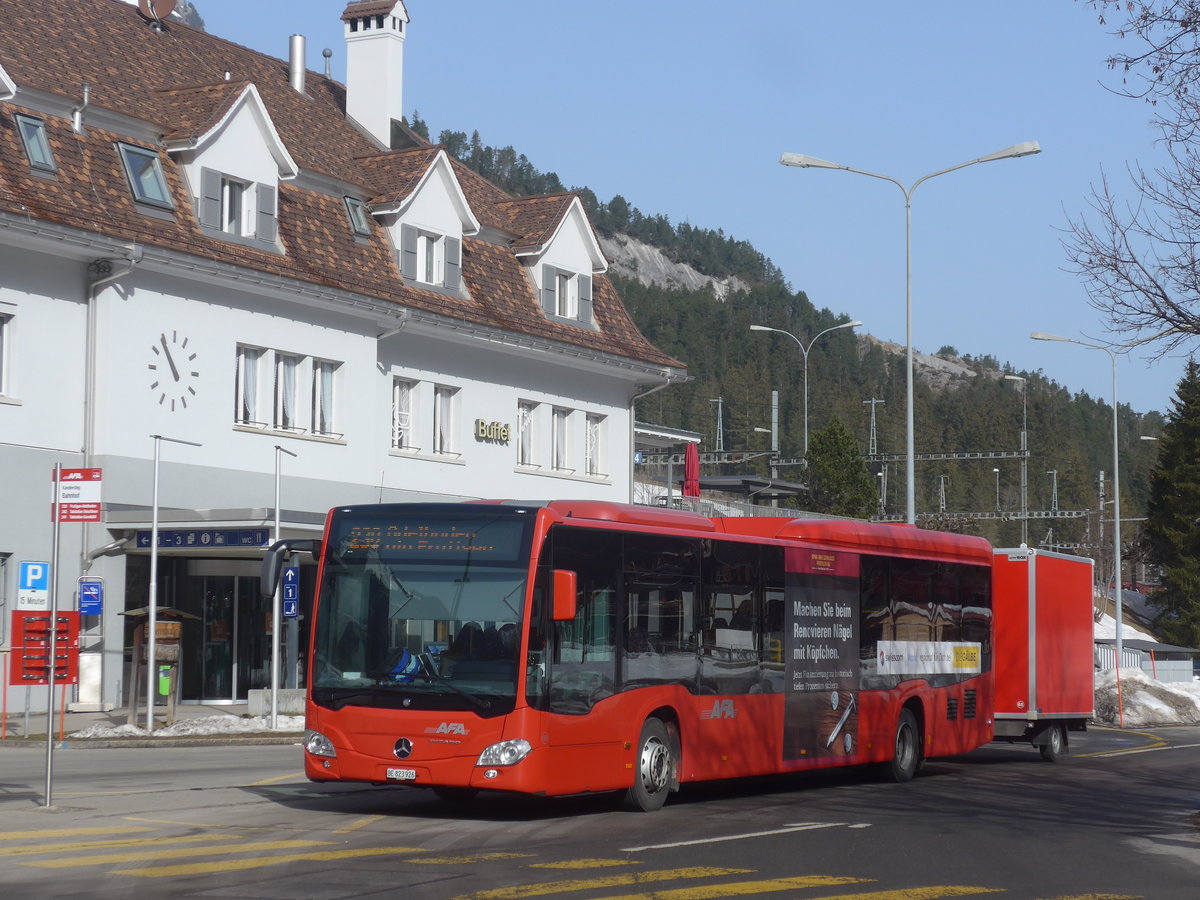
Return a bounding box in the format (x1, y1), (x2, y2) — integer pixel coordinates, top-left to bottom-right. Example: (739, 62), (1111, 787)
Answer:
(884, 708), (921, 783)
(624, 717), (674, 812)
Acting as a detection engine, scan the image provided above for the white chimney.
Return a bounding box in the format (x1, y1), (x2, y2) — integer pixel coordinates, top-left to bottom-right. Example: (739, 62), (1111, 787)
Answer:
(342, 1), (409, 148)
(289, 34), (306, 94)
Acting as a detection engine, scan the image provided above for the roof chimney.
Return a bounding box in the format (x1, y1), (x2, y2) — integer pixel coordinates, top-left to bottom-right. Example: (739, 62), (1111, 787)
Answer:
(289, 34), (307, 94)
(341, 1), (409, 148)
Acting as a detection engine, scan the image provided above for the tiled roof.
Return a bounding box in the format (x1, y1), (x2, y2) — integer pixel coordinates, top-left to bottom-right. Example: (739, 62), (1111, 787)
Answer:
(497, 193), (579, 254)
(341, 1), (405, 23)
(0, 0), (683, 371)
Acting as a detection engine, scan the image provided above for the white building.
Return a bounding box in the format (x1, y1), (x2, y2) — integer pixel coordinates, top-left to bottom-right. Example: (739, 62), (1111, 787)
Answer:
(0, 0), (685, 711)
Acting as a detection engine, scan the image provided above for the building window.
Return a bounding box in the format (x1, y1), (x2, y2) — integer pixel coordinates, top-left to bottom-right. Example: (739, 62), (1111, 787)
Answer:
(552, 407), (571, 472)
(585, 413), (605, 476)
(200, 168), (277, 245)
(433, 385), (458, 455)
(392, 378), (416, 451)
(221, 176), (250, 236)
(15, 114), (55, 172)
(517, 401), (536, 467)
(344, 197), (372, 235)
(541, 265), (593, 325)
(311, 360), (338, 437)
(234, 345), (262, 425)
(400, 224), (461, 291)
(0, 313), (10, 395)
(274, 353), (301, 432)
(117, 143), (174, 209)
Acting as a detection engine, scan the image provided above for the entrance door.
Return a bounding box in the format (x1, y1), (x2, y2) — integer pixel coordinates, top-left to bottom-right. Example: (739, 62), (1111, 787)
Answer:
(180, 563), (271, 702)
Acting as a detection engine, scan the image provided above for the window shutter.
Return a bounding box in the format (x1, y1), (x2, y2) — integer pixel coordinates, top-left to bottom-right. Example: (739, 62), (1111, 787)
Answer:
(540, 265), (557, 315)
(578, 274), (593, 323)
(200, 168), (221, 228)
(444, 237), (461, 291)
(400, 224), (418, 280)
(256, 183), (277, 243)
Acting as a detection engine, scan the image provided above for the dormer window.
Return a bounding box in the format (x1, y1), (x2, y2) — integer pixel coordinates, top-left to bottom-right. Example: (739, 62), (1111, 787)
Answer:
(118, 143), (174, 210)
(540, 265), (594, 326)
(15, 114), (55, 172)
(400, 224), (461, 292)
(199, 168), (278, 248)
(344, 197), (373, 236)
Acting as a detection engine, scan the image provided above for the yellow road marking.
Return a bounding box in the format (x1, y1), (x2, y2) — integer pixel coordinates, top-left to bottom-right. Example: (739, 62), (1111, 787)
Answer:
(530, 858), (639, 869)
(120, 845), (426, 877)
(0, 826), (153, 840)
(1076, 728), (1166, 758)
(1037, 895), (1142, 899)
(412, 853), (534, 865)
(250, 772), (304, 786)
(597, 885), (1000, 900)
(451, 867), (758, 899)
(0, 834), (236, 857)
(333, 815), (384, 835)
(22, 838), (333, 868)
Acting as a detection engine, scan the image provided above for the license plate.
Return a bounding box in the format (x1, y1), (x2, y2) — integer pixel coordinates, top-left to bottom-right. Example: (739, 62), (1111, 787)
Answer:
(386, 768), (417, 781)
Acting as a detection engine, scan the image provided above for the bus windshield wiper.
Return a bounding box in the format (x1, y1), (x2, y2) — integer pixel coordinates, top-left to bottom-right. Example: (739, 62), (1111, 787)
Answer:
(418, 653), (491, 711)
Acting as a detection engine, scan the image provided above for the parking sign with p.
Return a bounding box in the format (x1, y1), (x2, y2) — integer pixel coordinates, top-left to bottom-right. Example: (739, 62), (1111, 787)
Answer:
(18, 561), (50, 610)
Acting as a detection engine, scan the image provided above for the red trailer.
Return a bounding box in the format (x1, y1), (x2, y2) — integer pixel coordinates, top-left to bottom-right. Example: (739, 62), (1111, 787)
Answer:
(991, 547), (1095, 760)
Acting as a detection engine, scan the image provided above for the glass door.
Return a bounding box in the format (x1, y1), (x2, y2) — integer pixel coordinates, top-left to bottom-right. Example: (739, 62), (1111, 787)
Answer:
(180, 563), (272, 703)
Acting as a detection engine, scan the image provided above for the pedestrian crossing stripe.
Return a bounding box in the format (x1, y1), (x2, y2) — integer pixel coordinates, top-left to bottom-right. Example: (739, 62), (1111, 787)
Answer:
(119, 845), (430, 878)
(0, 826), (153, 841)
(0, 833), (237, 858)
(22, 838), (334, 868)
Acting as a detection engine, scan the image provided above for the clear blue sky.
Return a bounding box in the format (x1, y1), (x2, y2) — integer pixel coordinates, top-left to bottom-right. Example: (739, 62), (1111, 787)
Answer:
(189, 0), (1181, 416)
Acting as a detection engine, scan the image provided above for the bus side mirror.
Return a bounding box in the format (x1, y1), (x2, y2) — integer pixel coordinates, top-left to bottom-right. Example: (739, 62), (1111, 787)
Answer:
(551, 569), (577, 621)
(261, 538), (321, 600)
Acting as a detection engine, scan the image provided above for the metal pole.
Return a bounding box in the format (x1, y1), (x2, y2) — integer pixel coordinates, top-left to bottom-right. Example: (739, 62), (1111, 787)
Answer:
(147, 434), (201, 733)
(904, 189), (916, 524)
(1108, 350), (1123, 669)
(44, 463), (63, 807)
(271, 445), (297, 730)
(147, 437), (160, 734)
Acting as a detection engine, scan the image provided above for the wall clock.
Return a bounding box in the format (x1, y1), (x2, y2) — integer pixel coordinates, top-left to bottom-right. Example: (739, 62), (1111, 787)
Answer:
(148, 330), (199, 411)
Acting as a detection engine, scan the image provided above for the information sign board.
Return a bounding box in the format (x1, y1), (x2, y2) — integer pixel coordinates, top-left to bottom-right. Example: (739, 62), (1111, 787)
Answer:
(52, 467), (103, 522)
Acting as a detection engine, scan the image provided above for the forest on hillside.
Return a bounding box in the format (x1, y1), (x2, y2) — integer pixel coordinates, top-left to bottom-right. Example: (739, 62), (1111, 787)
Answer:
(425, 121), (1164, 557)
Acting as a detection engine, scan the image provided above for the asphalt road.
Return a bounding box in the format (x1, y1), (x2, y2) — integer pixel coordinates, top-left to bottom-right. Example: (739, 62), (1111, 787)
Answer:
(1, 726), (1198, 899)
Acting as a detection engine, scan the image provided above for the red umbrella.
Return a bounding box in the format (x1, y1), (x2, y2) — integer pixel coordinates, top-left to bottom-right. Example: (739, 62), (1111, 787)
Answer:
(682, 442), (701, 497)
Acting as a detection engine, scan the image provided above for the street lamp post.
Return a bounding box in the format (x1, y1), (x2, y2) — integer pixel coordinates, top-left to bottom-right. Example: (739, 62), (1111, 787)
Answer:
(271, 444), (298, 731)
(750, 320), (862, 456)
(993, 467), (1001, 512)
(147, 434), (202, 733)
(1031, 332), (1123, 668)
(781, 141), (1041, 523)
(1004, 374), (1029, 544)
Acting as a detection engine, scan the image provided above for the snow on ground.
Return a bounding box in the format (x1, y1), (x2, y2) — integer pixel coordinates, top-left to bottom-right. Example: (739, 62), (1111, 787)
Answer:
(71, 714), (304, 739)
(1094, 668), (1200, 727)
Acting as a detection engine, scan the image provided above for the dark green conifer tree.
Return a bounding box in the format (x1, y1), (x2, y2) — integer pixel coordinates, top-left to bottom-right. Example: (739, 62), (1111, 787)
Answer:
(1145, 359), (1200, 647)
(804, 417), (878, 518)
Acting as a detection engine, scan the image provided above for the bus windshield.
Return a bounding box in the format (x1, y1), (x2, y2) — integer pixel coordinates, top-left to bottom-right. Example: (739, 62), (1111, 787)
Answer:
(311, 506), (536, 716)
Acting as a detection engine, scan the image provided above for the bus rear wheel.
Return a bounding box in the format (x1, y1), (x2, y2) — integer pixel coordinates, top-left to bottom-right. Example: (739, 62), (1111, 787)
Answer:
(624, 717), (674, 812)
(884, 708), (921, 782)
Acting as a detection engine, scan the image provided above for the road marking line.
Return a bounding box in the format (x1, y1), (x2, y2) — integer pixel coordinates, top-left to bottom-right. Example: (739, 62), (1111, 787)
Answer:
(412, 852), (535, 865)
(622, 823), (844, 852)
(449, 867), (755, 899)
(0, 826), (152, 841)
(333, 815), (384, 835)
(119, 845), (427, 878)
(597, 885), (998, 900)
(250, 772), (304, 786)
(1037, 894), (1143, 899)
(21, 838), (333, 868)
(0, 834), (237, 857)
(530, 859), (640, 869)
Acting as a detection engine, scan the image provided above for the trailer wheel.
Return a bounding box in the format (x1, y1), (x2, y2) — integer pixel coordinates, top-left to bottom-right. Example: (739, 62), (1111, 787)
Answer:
(884, 708), (922, 782)
(624, 717), (674, 812)
(1039, 724), (1066, 762)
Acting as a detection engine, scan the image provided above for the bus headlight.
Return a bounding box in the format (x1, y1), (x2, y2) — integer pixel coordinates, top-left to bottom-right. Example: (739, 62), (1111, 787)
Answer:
(305, 729), (337, 758)
(477, 738), (531, 766)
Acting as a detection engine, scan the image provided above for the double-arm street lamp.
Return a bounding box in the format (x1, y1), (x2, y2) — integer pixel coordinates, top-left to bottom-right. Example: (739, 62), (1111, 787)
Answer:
(1030, 332), (1123, 665)
(781, 141), (1041, 523)
(750, 320), (862, 456)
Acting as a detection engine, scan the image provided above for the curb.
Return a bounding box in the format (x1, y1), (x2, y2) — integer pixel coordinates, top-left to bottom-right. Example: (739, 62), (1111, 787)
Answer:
(0, 735), (303, 749)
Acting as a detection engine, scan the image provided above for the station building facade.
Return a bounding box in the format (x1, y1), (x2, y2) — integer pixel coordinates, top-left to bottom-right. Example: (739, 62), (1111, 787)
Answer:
(0, 0), (686, 711)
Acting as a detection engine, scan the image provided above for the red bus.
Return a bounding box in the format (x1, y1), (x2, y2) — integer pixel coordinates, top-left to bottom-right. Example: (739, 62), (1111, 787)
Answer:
(263, 500), (994, 811)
